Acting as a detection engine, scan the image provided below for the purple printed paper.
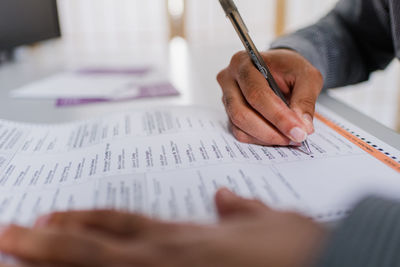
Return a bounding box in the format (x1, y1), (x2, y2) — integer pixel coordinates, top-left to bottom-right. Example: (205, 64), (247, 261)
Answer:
(76, 67), (151, 76)
(56, 82), (179, 107)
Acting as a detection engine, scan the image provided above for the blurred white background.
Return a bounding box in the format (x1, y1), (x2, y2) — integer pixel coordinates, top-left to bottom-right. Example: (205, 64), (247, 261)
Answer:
(57, 0), (338, 45)
(53, 0), (400, 131)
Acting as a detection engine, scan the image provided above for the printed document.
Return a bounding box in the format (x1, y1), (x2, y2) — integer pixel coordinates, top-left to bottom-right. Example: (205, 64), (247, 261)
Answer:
(0, 105), (399, 225)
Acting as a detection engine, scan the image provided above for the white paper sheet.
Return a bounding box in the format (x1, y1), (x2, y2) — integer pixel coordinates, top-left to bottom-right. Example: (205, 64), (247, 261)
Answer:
(10, 70), (171, 100)
(0, 105), (398, 226)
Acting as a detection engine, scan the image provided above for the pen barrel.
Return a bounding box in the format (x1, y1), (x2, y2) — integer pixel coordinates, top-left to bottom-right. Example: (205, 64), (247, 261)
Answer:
(227, 12), (289, 106)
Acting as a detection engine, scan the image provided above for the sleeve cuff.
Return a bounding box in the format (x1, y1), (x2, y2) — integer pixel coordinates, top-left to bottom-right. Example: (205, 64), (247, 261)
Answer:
(315, 197), (400, 267)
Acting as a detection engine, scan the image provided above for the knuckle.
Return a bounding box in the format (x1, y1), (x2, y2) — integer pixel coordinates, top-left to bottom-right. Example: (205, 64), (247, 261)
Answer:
(223, 95), (235, 110)
(232, 128), (250, 143)
(230, 108), (246, 127)
(237, 63), (252, 83)
(230, 51), (247, 66)
(312, 67), (323, 80)
(236, 134), (250, 144)
(297, 98), (316, 111)
(223, 96), (245, 126)
(216, 70), (226, 84)
(310, 68), (324, 87)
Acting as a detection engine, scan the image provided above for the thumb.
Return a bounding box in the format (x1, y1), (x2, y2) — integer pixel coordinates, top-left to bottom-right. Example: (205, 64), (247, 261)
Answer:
(290, 77), (322, 134)
(215, 188), (268, 220)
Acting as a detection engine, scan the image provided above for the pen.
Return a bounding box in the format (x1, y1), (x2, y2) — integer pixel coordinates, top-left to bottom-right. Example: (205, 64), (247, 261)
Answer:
(218, 0), (312, 155)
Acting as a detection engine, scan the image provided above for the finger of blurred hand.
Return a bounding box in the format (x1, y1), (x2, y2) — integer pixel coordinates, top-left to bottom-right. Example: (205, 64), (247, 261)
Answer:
(215, 188), (269, 220)
(35, 210), (157, 238)
(289, 67), (323, 134)
(229, 52), (309, 143)
(217, 69), (291, 146)
(0, 225), (112, 267)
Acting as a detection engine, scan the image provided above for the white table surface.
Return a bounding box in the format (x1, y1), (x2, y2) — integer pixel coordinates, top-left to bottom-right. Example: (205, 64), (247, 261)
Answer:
(0, 38), (241, 123)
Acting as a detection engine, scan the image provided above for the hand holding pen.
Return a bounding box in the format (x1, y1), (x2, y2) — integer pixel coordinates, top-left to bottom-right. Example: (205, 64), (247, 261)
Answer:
(217, 0), (323, 153)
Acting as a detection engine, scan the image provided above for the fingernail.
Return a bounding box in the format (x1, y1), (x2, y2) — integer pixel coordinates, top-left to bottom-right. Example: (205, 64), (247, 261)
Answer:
(302, 114), (314, 133)
(289, 127), (308, 143)
(35, 215), (51, 228)
(289, 141), (302, 147)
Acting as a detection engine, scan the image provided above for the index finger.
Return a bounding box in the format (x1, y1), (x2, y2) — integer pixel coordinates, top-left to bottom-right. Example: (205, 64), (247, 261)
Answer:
(232, 61), (308, 143)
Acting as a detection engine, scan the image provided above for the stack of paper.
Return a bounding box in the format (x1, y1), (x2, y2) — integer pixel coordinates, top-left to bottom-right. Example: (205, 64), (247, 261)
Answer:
(10, 67), (180, 107)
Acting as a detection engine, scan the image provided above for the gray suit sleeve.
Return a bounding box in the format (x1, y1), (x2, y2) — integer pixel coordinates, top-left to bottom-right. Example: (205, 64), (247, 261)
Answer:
(314, 197), (400, 267)
(271, 0), (395, 89)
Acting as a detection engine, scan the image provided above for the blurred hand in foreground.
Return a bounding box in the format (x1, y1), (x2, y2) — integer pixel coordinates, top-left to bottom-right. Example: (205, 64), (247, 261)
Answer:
(0, 189), (326, 267)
